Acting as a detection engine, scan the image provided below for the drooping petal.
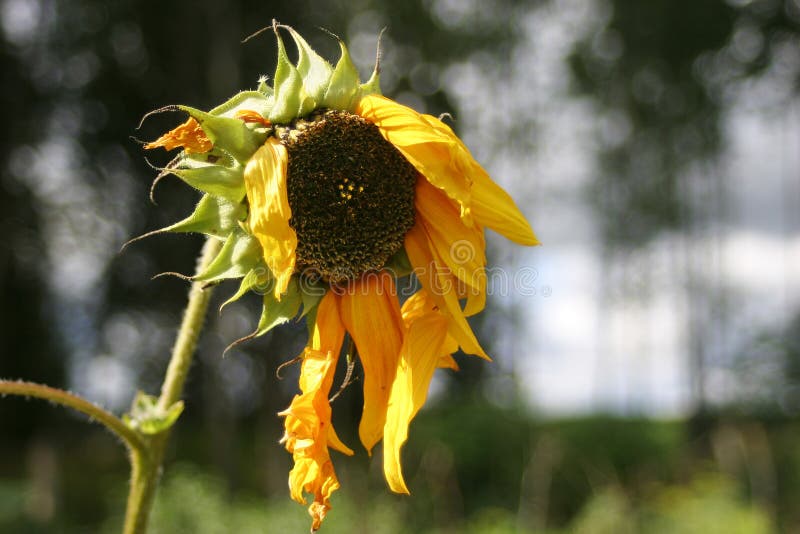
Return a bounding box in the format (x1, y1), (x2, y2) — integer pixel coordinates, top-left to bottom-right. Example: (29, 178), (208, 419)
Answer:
(358, 95), (539, 247)
(338, 272), (404, 454)
(243, 137), (297, 299)
(279, 291), (352, 531)
(307, 291), (351, 456)
(415, 177), (487, 316)
(469, 166), (540, 246)
(401, 297), (458, 365)
(308, 289), (345, 353)
(383, 290), (451, 494)
(356, 94), (472, 221)
(144, 117), (212, 154)
(421, 113), (540, 246)
(404, 224), (489, 360)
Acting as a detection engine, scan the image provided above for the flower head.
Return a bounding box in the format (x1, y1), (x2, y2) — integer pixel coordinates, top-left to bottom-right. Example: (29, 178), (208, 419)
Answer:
(142, 22), (538, 531)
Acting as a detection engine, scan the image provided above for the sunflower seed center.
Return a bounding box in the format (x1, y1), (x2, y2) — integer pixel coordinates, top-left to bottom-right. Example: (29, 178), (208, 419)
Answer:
(280, 110), (417, 283)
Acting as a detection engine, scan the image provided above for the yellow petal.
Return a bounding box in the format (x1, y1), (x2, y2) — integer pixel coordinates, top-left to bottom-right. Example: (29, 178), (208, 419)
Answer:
(356, 95), (472, 221)
(415, 177), (487, 316)
(438, 353), (459, 370)
(470, 165), (540, 246)
(304, 291), (353, 456)
(279, 291), (351, 530)
(281, 347), (347, 511)
(144, 117), (212, 154)
(308, 290), (345, 353)
(404, 224), (489, 360)
(339, 272), (404, 454)
(383, 306), (449, 494)
(243, 137), (297, 299)
(358, 94), (538, 247)
(401, 289), (463, 358)
(397, 287), (434, 324)
(420, 113), (539, 246)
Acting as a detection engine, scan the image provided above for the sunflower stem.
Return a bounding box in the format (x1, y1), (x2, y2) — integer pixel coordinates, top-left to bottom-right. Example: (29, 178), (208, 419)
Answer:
(0, 380), (146, 453)
(122, 236), (221, 534)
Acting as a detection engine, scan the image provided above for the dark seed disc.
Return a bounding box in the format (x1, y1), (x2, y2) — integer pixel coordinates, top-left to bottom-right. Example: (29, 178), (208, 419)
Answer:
(281, 110), (417, 282)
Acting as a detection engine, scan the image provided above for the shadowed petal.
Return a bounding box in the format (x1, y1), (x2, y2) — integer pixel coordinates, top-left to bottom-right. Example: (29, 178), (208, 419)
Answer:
(404, 224), (489, 360)
(415, 177), (487, 316)
(339, 272), (404, 454)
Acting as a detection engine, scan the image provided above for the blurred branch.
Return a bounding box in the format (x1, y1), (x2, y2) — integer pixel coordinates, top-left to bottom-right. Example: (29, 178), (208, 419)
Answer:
(0, 379), (146, 453)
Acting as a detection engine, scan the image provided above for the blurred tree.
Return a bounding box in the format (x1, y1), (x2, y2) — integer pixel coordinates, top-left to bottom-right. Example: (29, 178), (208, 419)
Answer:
(568, 0), (800, 415)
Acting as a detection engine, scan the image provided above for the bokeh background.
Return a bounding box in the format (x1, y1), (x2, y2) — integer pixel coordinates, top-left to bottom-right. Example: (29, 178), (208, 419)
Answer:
(1, 0), (799, 532)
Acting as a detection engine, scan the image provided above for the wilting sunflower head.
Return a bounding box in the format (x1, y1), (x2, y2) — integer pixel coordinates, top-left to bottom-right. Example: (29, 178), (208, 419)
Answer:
(142, 21), (538, 532)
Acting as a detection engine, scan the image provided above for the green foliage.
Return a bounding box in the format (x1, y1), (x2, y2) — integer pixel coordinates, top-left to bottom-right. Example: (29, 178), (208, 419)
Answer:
(104, 463), (776, 534)
(566, 475), (774, 534)
(0, 480), (31, 533)
(570, 487), (636, 534)
(410, 398), (534, 518)
(0, 415), (793, 533)
(107, 464), (410, 534)
(642, 473), (772, 534)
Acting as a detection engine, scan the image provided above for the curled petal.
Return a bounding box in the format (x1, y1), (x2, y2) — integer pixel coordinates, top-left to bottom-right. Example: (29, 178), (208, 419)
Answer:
(280, 292), (352, 530)
(235, 109), (272, 127)
(244, 138), (297, 299)
(144, 117), (212, 154)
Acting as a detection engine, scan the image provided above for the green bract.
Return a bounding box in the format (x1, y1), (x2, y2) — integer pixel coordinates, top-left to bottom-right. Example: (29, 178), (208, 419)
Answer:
(123, 392), (184, 435)
(138, 23), (383, 346)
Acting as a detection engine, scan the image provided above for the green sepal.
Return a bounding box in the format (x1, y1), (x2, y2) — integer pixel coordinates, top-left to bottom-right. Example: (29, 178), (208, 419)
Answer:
(357, 29), (384, 97)
(123, 391), (184, 435)
(286, 26), (334, 103)
(253, 276), (302, 337)
(178, 105), (268, 163)
(209, 90), (273, 119)
(170, 157), (245, 202)
(193, 231), (261, 283)
(321, 40), (361, 111)
(219, 266), (271, 311)
(358, 69), (382, 98)
(269, 29), (315, 123)
(166, 194), (245, 239)
(299, 276), (327, 318)
(123, 194), (245, 250)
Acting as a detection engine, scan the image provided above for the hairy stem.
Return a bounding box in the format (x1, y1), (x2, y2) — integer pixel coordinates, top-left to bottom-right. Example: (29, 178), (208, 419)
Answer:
(122, 236), (222, 534)
(0, 380), (146, 453)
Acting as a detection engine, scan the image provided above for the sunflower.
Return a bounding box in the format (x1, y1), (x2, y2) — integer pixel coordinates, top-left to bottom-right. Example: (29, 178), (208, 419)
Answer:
(143, 22), (538, 531)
